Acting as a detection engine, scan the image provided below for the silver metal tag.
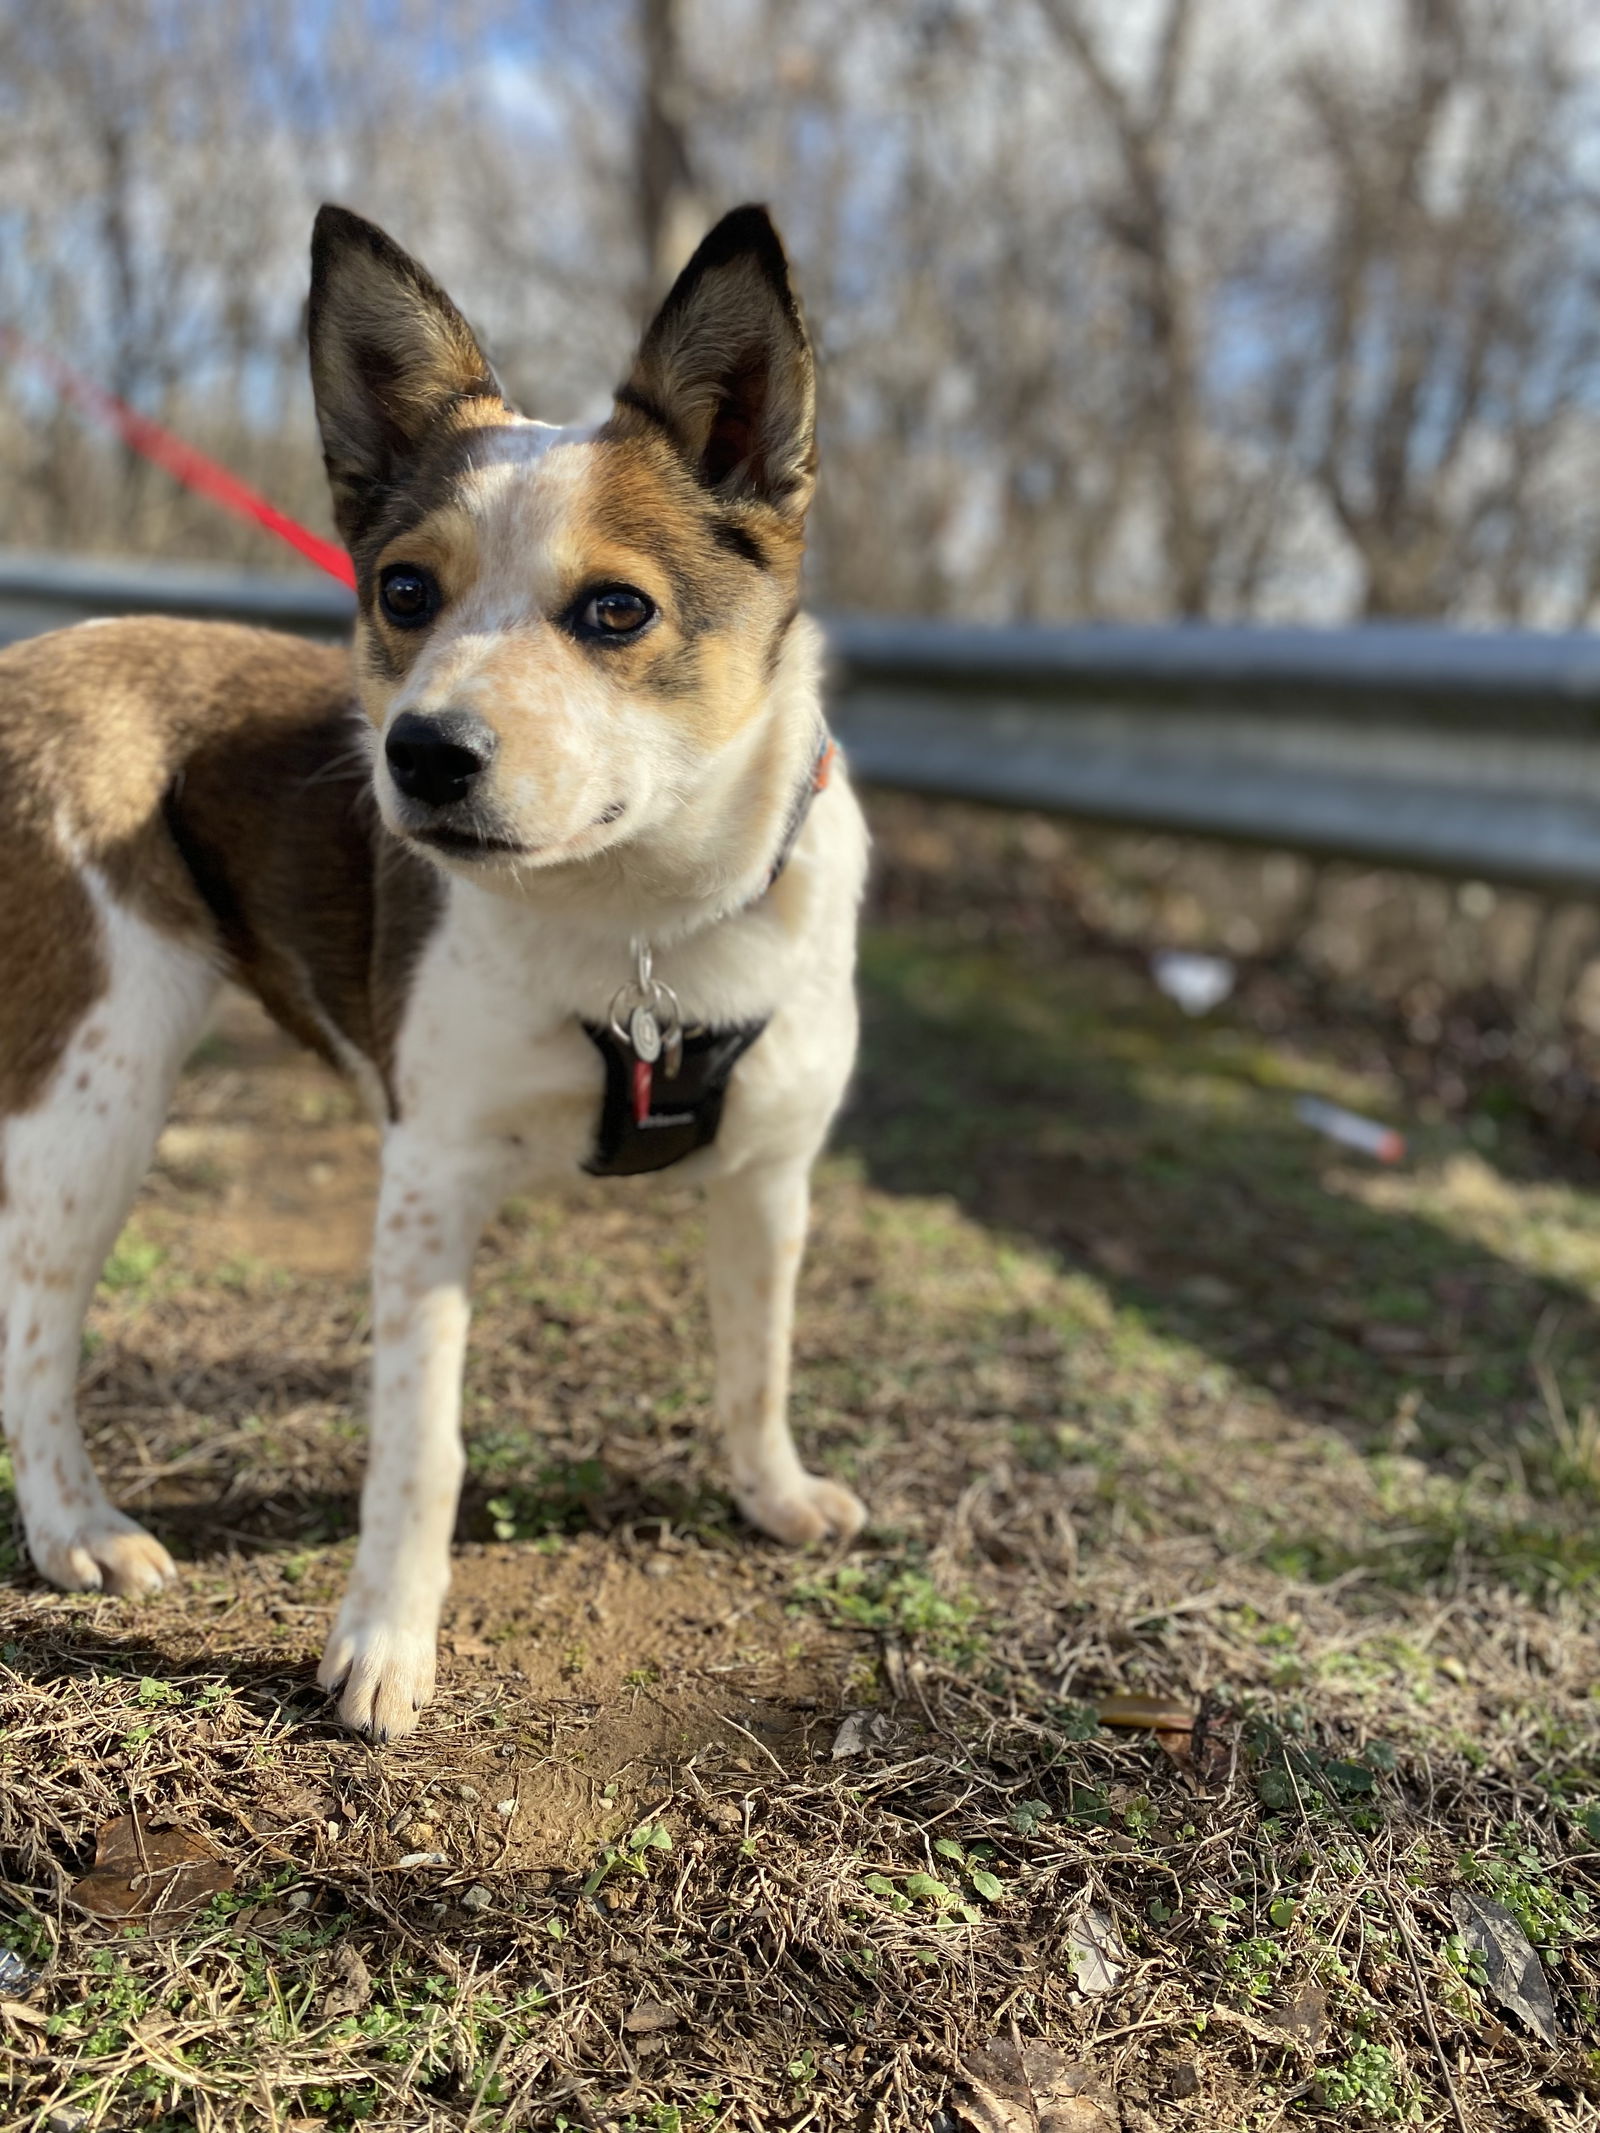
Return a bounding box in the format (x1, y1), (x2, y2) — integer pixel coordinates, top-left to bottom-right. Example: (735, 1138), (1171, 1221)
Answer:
(607, 937), (682, 1067)
(630, 1003), (662, 1062)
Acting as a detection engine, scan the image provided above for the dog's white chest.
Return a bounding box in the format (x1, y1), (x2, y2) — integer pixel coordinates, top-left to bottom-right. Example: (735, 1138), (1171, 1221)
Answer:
(389, 936), (602, 1178)
(390, 902), (764, 1186)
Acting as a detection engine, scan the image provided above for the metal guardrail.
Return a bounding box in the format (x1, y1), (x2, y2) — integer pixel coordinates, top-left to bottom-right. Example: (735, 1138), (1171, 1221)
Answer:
(5, 549), (1600, 889)
(0, 551), (355, 641)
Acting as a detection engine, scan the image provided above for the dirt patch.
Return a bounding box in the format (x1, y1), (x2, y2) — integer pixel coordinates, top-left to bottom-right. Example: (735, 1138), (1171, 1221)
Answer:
(444, 1538), (855, 1868)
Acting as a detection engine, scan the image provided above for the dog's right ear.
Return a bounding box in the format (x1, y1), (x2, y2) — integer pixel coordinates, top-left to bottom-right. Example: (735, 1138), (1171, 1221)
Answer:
(309, 205), (502, 551)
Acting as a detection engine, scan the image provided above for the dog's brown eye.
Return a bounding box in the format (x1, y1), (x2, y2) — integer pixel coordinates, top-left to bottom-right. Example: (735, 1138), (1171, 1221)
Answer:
(379, 565), (441, 630)
(574, 586), (656, 640)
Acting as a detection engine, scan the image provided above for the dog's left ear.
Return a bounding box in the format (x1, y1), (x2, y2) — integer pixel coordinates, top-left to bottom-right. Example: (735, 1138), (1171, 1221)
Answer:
(618, 205), (816, 519)
(309, 204), (503, 549)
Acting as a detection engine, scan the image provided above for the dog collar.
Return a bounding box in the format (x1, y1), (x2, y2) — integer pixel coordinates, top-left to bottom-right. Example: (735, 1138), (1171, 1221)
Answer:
(762, 727), (837, 894)
(580, 727), (836, 1177)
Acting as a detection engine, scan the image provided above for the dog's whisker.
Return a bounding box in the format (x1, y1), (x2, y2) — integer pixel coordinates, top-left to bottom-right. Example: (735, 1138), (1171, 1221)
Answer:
(298, 740), (375, 790)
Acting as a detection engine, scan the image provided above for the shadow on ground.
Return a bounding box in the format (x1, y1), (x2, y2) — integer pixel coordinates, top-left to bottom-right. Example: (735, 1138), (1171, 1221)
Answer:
(842, 929), (1600, 1581)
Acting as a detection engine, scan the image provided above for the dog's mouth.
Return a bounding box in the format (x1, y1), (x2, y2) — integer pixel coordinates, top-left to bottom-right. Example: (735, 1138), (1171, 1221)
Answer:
(413, 823), (531, 860)
(411, 803), (627, 865)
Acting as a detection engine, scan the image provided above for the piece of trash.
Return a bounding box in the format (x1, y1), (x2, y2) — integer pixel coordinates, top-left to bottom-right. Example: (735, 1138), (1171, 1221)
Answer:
(1094, 1693), (1199, 1771)
(831, 1709), (893, 1760)
(320, 1940), (372, 2020)
(958, 2036), (1119, 2132)
(623, 1999), (681, 2035)
(1065, 1905), (1127, 1996)
(1450, 1891), (1559, 2044)
(1294, 1095), (1405, 1163)
(1095, 1694), (1195, 1732)
(70, 1817), (233, 1922)
(0, 1948), (40, 1995)
(1151, 950), (1235, 1017)
(393, 1850), (449, 1870)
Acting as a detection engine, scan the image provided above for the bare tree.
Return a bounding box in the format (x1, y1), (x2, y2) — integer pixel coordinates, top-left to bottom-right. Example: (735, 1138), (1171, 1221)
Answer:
(1033, 0), (1210, 613)
(637, 0), (707, 305)
(0, 0), (1595, 625)
(1284, 0), (1600, 619)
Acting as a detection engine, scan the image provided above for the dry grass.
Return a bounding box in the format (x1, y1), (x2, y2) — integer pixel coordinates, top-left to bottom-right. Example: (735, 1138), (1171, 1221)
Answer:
(2, 799), (1599, 2131)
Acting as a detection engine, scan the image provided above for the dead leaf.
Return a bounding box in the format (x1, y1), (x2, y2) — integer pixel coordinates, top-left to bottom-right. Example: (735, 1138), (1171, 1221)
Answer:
(266, 1782), (333, 1826)
(1451, 1892), (1559, 2045)
(1095, 1694), (1196, 1733)
(1151, 1709), (1235, 1784)
(1267, 1980), (1327, 2050)
(0, 1998), (50, 2030)
(958, 2037), (1119, 2132)
(831, 1710), (893, 1760)
(321, 1941), (372, 2020)
(1065, 1906), (1127, 1997)
(70, 1817), (233, 1922)
(623, 2000), (680, 2035)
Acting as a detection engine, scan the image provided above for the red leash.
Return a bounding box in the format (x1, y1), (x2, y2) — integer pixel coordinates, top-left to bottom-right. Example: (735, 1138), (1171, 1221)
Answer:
(0, 326), (356, 588)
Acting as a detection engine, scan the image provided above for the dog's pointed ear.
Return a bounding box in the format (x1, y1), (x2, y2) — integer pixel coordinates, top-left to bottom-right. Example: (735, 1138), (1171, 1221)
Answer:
(617, 205), (815, 518)
(309, 204), (502, 548)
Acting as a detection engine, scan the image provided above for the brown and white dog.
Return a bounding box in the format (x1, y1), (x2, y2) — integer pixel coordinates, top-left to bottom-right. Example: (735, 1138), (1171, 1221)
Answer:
(0, 204), (868, 1738)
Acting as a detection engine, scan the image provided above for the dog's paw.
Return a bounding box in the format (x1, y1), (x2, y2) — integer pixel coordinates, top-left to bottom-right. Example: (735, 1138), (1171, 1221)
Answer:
(318, 1611), (438, 1743)
(28, 1510), (177, 1597)
(736, 1473), (868, 1548)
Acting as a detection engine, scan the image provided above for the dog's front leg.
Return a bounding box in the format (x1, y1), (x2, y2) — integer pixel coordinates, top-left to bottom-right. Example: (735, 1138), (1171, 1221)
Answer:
(706, 1159), (867, 1547)
(318, 1131), (501, 1741)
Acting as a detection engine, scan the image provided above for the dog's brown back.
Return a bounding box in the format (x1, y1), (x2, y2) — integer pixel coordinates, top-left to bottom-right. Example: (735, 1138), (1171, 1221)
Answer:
(0, 618), (440, 1114)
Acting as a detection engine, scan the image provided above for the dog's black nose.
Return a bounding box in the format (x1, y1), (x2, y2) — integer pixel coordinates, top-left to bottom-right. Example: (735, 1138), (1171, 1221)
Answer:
(385, 710), (498, 809)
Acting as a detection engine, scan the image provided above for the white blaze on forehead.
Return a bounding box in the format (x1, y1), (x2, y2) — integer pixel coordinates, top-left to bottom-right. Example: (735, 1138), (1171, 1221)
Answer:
(450, 421), (604, 632)
(467, 417), (586, 463)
